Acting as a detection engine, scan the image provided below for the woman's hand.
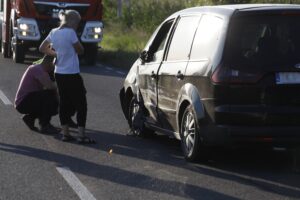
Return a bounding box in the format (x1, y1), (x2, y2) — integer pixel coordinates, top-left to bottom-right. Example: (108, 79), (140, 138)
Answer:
(39, 40), (57, 57)
(73, 41), (84, 55)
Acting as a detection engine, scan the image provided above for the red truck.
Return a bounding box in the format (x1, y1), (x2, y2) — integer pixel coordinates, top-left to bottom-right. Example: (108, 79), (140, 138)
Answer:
(0, 0), (103, 64)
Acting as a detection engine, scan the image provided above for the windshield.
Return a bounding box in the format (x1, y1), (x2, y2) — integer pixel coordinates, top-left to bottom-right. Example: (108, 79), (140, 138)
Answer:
(226, 14), (300, 68)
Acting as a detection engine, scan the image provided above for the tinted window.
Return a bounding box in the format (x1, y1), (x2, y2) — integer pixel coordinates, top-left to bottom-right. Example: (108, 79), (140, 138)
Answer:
(190, 15), (223, 60)
(226, 15), (300, 68)
(167, 16), (200, 61)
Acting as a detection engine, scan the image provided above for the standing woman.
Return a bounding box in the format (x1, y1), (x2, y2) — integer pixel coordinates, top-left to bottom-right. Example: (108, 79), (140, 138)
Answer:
(39, 10), (94, 143)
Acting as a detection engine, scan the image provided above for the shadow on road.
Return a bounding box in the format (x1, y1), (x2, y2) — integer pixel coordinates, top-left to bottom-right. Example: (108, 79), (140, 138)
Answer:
(83, 129), (300, 198)
(1, 129), (300, 198)
(0, 142), (237, 200)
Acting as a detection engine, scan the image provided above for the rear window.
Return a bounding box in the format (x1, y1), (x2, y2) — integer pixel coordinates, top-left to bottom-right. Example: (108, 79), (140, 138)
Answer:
(225, 14), (300, 68)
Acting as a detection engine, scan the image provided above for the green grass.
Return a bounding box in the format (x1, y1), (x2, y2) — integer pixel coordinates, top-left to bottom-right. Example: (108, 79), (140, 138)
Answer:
(99, 0), (299, 70)
(98, 22), (151, 70)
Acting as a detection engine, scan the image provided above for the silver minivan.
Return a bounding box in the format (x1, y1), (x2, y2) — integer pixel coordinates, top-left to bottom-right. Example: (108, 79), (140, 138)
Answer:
(120, 4), (300, 161)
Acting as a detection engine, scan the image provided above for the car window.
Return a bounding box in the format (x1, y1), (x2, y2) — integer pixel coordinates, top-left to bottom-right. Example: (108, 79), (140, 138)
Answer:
(226, 15), (300, 68)
(147, 20), (174, 63)
(166, 16), (201, 61)
(153, 31), (169, 62)
(190, 15), (223, 61)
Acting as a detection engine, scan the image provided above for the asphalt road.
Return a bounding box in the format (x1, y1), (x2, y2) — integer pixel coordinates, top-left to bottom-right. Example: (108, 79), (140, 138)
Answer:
(0, 55), (300, 200)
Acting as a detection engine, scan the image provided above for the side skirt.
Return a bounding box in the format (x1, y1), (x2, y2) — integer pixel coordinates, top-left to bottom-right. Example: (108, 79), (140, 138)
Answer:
(145, 122), (181, 140)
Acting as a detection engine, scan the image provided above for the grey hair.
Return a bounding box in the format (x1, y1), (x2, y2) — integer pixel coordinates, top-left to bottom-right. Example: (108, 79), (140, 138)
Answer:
(59, 10), (81, 28)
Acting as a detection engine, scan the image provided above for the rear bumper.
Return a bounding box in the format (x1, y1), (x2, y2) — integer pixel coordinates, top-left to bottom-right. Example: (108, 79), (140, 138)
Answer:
(213, 104), (300, 126)
(203, 123), (300, 147)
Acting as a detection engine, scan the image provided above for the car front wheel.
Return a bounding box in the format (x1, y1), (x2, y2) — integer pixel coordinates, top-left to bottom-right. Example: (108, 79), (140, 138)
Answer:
(128, 96), (153, 137)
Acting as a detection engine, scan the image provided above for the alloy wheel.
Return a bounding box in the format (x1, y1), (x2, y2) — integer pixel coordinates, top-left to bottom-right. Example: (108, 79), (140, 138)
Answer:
(182, 109), (196, 157)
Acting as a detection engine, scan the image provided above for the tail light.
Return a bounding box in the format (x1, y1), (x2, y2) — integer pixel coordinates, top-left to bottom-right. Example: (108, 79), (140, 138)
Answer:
(211, 65), (263, 84)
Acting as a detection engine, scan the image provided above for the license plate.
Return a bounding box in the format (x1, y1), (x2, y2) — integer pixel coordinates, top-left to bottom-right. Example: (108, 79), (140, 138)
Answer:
(276, 72), (300, 84)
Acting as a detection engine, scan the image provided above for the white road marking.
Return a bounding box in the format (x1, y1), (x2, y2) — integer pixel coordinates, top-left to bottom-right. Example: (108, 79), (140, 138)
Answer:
(105, 67), (113, 71)
(56, 166), (97, 200)
(199, 165), (300, 192)
(0, 90), (12, 105)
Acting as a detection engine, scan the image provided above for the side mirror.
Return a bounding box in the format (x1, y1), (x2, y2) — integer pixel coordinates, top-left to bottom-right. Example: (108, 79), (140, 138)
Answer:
(140, 50), (148, 64)
(140, 50), (153, 64)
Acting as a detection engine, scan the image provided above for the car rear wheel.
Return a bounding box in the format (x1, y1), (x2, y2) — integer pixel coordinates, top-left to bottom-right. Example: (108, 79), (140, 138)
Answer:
(128, 96), (153, 137)
(180, 105), (206, 162)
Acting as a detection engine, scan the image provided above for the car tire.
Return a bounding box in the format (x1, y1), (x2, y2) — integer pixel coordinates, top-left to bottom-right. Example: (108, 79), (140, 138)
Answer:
(13, 41), (25, 63)
(180, 105), (207, 162)
(128, 96), (154, 137)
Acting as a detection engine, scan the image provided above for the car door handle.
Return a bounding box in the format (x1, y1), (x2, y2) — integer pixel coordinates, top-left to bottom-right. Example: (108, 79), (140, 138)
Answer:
(151, 71), (156, 79)
(176, 71), (184, 80)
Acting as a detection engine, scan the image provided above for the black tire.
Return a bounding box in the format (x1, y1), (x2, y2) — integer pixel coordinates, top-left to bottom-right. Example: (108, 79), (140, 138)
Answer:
(6, 23), (13, 58)
(1, 40), (9, 58)
(13, 41), (25, 63)
(83, 43), (98, 65)
(128, 96), (153, 137)
(180, 105), (206, 162)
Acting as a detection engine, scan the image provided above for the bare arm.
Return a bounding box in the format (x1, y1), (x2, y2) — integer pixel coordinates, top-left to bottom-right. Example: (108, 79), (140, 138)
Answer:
(73, 41), (84, 55)
(39, 40), (57, 57)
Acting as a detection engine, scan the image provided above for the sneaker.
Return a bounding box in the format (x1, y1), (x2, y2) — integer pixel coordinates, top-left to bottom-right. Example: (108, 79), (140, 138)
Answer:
(61, 134), (75, 142)
(68, 118), (78, 128)
(22, 115), (38, 131)
(40, 123), (59, 134)
(126, 129), (137, 137)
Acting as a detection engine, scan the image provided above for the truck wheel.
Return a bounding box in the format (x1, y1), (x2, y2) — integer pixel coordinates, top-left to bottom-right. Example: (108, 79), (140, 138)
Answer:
(13, 41), (25, 63)
(1, 41), (10, 58)
(84, 43), (98, 65)
(180, 105), (207, 162)
(1, 41), (8, 58)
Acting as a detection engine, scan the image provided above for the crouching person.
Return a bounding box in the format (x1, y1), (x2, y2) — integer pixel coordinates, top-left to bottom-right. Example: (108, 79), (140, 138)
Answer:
(15, 55), (59, 134)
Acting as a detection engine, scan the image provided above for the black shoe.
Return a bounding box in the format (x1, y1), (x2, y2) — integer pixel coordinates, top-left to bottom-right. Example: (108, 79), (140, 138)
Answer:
(68, 118), (78, 128)
(22, 115), (38, 131)
(40, 123), (59, 134)
(61, 134), (75, 142)
(126, 129), (137, 137)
